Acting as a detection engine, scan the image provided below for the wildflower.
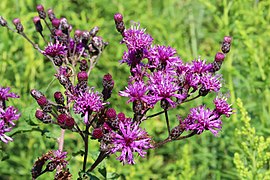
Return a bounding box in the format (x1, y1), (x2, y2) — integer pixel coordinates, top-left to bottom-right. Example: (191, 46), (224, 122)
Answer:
(148, 71), (185, 107)
(110, 121), (152, 164)
(183, 105), (222, 136)
(43, 42), (67, 57)
(73, 89), (103, 124)
(0, 86), (20, 101)
(119, 81), (149, 103)
(214, 96), (233, 117)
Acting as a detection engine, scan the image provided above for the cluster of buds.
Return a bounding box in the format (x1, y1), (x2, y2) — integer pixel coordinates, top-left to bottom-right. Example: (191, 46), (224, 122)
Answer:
(31, 150), (70, 179)
(0, 87), (20, 143)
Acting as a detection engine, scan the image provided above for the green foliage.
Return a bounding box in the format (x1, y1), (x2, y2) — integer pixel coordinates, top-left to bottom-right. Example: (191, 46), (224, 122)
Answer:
(0, 0), (270, 179)
(234, 98), (270, 180)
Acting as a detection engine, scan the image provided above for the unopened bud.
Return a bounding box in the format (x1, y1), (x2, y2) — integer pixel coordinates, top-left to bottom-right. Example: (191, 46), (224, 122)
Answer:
(79, 59), (88, 71)
(54, 91), (64, 104)
(89, 26), (99, 37)
(0, 16), (7, 26)
(12, 18), (24, 33)
(92, 128), (103, 139)
(47, 9), (55, 21)
(30, 89), (45, 100)
(36, 4), (46, 19)
(77, 71), (88, 82)
(33, 16), (43, 33)
(35, 109), (45, 120)
(114, 13), (123, 23)
(106, 108), (117, 119)
(74, 29), (82, 42)
(170, 125), (184, 139)
(52, 18), (60, 28)
(221, 36), (232, 53)
(215, 52), (225, 62)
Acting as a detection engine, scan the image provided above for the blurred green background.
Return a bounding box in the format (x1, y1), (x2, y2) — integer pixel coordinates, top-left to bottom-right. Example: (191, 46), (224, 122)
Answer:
(1, 0), (270, 179)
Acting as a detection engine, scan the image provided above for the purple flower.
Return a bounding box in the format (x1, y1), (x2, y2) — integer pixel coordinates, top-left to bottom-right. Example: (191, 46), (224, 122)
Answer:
(0, 106), (20, 126)
(0, 120), (13, 143)
(123, 24), (153, 52)
(200, 73), (222, 92)
(73, 89), (103, 123)
(0, 87), (19, 101)
(110, 121), (152, 164)
(148, 71), (186, 107)
(69, 39), (85, 55)
(147, 45), (182, 69)
(214, 96), (233, 117)
(191, 58), (212, 74)
(43, 42), (67, 57)
(119, 81), (149, 103)
(183, 105), (222, 136)
(49, 150), (68, 168)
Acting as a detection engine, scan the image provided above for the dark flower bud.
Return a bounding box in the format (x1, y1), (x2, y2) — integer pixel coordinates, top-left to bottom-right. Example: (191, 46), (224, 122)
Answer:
(60, 18), (69, 34)
(30, 89), (45, 100)
(46, 161), (57, 172)
(114, 13), (123, 23)
(110, 119), (119, 129)
(92, 128), (103, 139)
(12, 18), (24, 33)
(33, 16), (43, 33)
(43, 104), (52, 113)
(221, 36), (232, 53)
(43, 113), (52, 123)
(57, 113), (67, 124)
(92, 36), (104, 50)
(77, 71), (88, 82)
(35, 109), (45, 121)
(106, 108), (117, 119)
(82, 31), (90, 45)
(199, 87), (209, 96)
(117, 112), (126, 122)
(89, 26), (99, 37)
(37, 96), (48, 107)
(54, 91), (64, 104)
(47, 9), (55, 21)
(65, 116), (75, 128)
(74, 29), (82, 42)
(170, 125), (185, 139)
(52, 18), (60, 28)
(36, 4), (46, 19)
(223, 36), (232, 44)
(0, 16), (7, 27)
(102, 73), (114, 101)
(103, 123), (112, 132)
(215, 52), (225, 62)
(54, 29), (63, 36)
(52, 56), (63, 66)
(79, 59), (88, 71)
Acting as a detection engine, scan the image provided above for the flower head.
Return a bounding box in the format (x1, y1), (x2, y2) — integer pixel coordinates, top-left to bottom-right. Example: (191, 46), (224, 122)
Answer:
(110, 121), (152, 164)
(183, 105), (222, 136)
(0, 120), (13, 143)
(119, 81), (149, 103)
(214, 95), (233, 117)
(0, 87), (19, 101)
(43, 42), (67, 57)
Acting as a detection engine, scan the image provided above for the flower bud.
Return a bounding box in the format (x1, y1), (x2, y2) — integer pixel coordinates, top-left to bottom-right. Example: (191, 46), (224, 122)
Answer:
(52, 56), (63, 66)
(54, 91), (64, 104)
(37, 96), (48, 107)
(77, 71), (88, 82)
(35, 109), (45, 121)
(215, 52), (225, 62)
(47, 9), (55, 21)
(106, 108), (117, 119)
(36, 4), (46, 19)
(33, 16), (43, 33)
(117, 112), (126, 122)
(12, 18), (24, 33)
(74, 29), (82, 42)
(92, 128), (103, 139)
(89, 26), (99, 37)
(114, 13), (123, 23)
(170, 125), (185, 139)
(221, 36), (232, 53)
(0, 16), (7, 27)
(65, 116), (75, 128)
(79, 59), (88, 71)
(30, 89), (45, 100)
(102, 73), (114, 101)
(52, 18), (60, 28)
(57, 113), (67, 124)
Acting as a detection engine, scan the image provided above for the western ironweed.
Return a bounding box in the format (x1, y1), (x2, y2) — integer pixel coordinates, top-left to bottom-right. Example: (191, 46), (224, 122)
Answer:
(0, 4), (232, 179)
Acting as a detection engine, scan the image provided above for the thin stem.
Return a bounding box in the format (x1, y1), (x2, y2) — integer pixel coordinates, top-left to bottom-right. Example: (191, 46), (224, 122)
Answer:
(87, 151), (109, 172)
(175, 131), (197, 140)
(146, 110), (165, 119)
(58, 129), (65, 152)
(182, 94), (200, 103)
(82, 119), (90, 172)
(164, 109), (170, 135)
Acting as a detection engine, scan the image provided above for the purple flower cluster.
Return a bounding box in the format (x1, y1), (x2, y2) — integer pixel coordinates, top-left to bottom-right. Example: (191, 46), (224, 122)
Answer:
(0, 87), (20, 143)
